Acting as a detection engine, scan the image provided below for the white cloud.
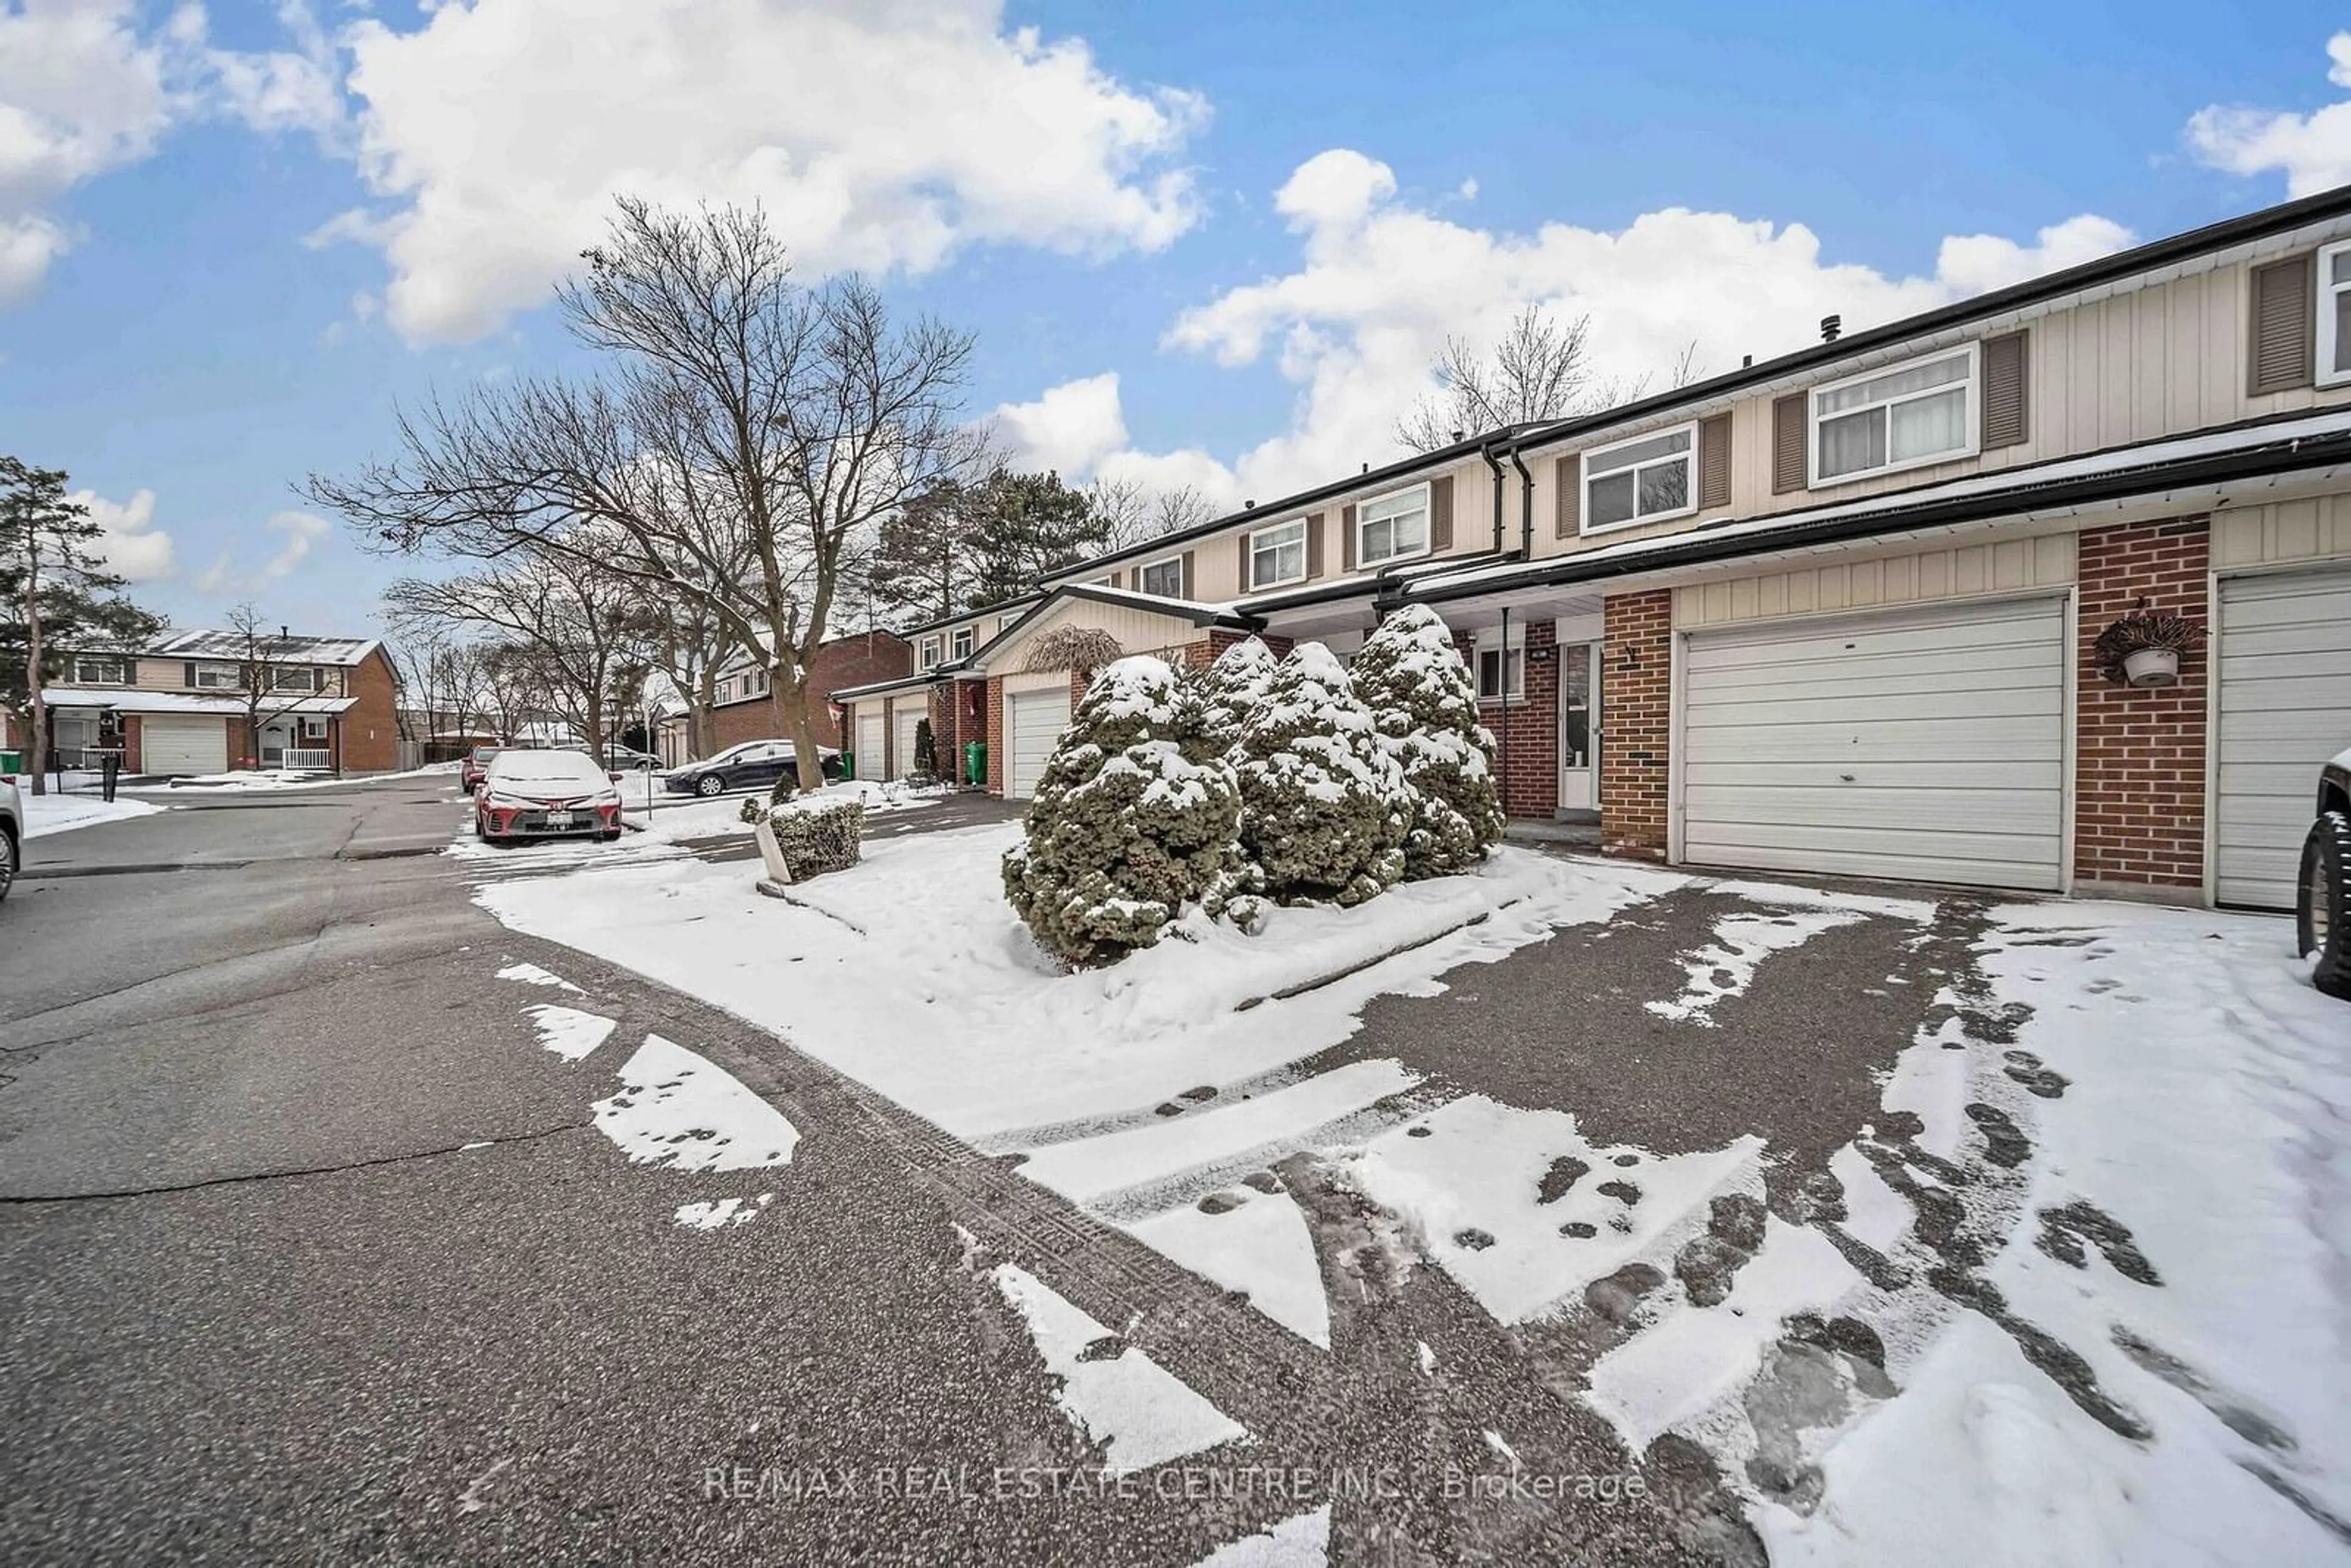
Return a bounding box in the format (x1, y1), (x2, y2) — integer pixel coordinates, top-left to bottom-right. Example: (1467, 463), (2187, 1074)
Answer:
(321, 0), (1209, 343)
(991, 372), (1128, 475)
(2188, 32), (2351, 198)
(191, 509), (331, 596)
(1039, 152), (2132, 508)
(72, 487), (177, 583)
(0, 0), (343, 301)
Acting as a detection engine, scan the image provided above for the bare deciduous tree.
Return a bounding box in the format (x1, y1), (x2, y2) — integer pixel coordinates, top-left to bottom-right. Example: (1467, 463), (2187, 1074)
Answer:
(306, 198), (981, 791)
(1397, 306), (1703, 454)
(1084, 476), (1218, 552)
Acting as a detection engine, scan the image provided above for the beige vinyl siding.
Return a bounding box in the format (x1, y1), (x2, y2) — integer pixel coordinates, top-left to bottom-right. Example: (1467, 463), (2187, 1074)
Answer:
(134, 658), (188, 691)
(984, 599), (1206, 671)
(1674, 535), (2077, 629)
(1522, 227), (2351, 565)
(2211, 492), (2351, 569)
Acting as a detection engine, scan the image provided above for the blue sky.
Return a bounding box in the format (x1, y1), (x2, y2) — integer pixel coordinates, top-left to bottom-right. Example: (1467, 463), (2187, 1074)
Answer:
(2, 0), (2347, 636)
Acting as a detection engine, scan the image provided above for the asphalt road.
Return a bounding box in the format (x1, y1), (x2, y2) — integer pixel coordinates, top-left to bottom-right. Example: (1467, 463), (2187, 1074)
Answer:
(0, 779), (1771, 1566)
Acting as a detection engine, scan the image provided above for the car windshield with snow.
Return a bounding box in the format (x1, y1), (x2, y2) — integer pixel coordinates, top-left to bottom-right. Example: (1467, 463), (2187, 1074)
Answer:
(475, 748), (623, 844)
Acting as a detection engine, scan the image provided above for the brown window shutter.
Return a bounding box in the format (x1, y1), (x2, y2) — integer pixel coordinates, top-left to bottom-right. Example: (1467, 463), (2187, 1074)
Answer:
(1698, 413), (1732, 509)
(2249, 253), (2315, 394)
(1237, 532), (1251, 591)
(1555, 456), (1578, 537)
(1341, 504), (1357, 571)
(1429, 476), (1453, 550)
(1180, 549), (1194, 599)
(1772, 392), (1807, 494)
(1982, 331), (2030, 448)
(1304, 511), (1325, 579)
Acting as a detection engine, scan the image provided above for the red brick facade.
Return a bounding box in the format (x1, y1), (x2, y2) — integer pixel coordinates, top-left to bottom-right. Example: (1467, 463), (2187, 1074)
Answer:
(1483, 621), (1558, 818)
(985, 675), (1006, 793)
(1599, 590), (1673, 861)
(2073, 517), (2211, 891)
(708, 631), (912, 756)
(338, 648), (402, 773)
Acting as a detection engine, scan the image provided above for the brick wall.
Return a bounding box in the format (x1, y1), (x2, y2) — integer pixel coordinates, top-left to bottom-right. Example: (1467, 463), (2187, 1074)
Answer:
(986, 676), (1005, 793)
(2074, 516), (2211, 891)
(1185, 629), (1294, 667)
(1600, 590), (1673, 861)
(339, 648), (402, 773)
(1475, 623), (1558, 817)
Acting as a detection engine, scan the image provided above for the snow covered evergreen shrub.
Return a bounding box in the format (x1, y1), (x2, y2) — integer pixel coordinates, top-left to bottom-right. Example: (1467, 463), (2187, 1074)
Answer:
(740, 768), (803, 824)
(1190, 635), (1283, 760)
(1350, 604), (1504, 879)
(1002, 656), (1247, 968)
(1231, 642), (1409, 907)
(760, 796), (864, 879)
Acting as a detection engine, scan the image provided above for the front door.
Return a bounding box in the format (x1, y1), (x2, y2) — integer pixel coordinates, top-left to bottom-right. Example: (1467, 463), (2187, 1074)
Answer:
(1558, 640), (1600, 813)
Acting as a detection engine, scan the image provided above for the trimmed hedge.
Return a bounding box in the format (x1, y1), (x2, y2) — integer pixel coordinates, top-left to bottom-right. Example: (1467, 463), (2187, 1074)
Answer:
(762, 797), (865, 879)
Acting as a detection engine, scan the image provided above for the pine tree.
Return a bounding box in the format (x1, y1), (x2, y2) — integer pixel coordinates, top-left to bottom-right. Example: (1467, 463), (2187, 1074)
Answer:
(1350, 605), (1504, 878)
(967, 469), (1112, 607)
(1189, 634), (1282, 760)
(0, 458), (165, 795)
(1002, 655), (1247, 967)
(1231, 642), (1411, 907)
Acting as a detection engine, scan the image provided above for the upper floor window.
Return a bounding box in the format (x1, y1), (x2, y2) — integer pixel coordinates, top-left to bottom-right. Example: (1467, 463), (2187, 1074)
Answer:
(2319, 241), (2351, 387)
(1137, 555), (1184, 598)
(271, 667), (318, 692)
(1812, 345), (1978, 484)
(1357, 486), (1430, 565)
(191, 662), (240, 689)
(951, 626), (974, 660)
(1583, 424), (1696, 533)
(71, 656), (125, 685)
(1248, 520), (1307, 590)
(918, 636), (942, 670)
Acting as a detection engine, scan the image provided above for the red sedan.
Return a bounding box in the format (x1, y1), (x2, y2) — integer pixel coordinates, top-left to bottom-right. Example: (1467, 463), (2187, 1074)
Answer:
(474, 748), (624, 844)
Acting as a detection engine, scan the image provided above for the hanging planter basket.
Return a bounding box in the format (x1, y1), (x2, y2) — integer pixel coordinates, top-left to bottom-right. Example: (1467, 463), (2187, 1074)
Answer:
(2094, 606), (2203, 689)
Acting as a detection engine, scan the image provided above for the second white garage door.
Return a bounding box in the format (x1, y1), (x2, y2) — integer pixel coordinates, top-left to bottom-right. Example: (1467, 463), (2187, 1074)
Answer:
(855, 711), (884, 779)
(893, 705), (923, 779)
(2214, 566), (2351, 909)
(141, 715), (230, 776)
(1682, 596), (2068, 890)
(1006, 687), (1071, 800)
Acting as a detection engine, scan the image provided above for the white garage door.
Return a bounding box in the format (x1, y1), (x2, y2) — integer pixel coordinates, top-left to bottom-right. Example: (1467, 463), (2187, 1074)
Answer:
(893, 706), (923, 779)
(855, 711), (884, 780)
(2215, 566), (2351, 909)
(1683, 596), (2068, 890)
(1007, 687), (1071, 800)
(142, 715), (229, 776)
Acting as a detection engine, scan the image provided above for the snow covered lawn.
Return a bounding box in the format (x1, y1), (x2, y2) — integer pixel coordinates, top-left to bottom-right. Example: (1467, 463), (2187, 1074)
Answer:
(469, 817), (2351, 1559)
(15, 790), (165, 838)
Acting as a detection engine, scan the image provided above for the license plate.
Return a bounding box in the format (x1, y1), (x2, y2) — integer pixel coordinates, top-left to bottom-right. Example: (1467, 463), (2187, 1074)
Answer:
(545, 811), (573, 828)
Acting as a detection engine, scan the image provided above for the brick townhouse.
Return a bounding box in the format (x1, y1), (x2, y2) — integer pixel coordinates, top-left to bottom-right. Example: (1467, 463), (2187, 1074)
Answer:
(5, 629), (402, 778)
(837, 186), (2351, 912)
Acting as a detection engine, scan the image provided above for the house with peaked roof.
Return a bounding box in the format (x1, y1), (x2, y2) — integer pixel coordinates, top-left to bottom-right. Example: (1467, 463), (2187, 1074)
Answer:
(5, 629), (403, 778)
(836, 184), (2351, 912)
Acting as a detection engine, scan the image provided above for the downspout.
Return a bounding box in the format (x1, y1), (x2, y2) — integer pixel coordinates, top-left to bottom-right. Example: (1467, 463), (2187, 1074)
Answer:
(1480, 440), (1506, 554)
(1510, 447), (1535, 560)
(1498, 604), (1511, 820)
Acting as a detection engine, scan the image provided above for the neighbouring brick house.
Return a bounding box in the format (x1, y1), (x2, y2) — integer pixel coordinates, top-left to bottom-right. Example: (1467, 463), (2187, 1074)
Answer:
(833, 186), (2351, 913)
(656, 631), (912, 768)
(3, 629), (403, 778)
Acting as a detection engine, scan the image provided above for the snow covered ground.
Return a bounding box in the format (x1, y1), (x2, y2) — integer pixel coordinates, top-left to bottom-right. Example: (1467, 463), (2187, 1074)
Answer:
(15, 790), (165, 838)
(153, 763), (456, 790)
(465, 818), (2351, 1560)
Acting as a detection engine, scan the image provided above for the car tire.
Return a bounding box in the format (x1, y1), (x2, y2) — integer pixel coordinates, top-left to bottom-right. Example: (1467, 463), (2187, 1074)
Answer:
(0, 826), (16, 903)
(695, 775), (725, 798)
(2298, 811), (2351, 1001)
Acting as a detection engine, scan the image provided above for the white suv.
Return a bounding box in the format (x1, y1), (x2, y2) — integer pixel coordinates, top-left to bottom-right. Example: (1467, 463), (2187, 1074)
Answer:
(0, 772), (20, 902)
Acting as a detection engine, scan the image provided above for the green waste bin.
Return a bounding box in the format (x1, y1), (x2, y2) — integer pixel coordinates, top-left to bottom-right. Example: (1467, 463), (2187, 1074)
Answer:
(842, 750), (857, 781)
(0, 749), (20, 775)
(964, 740), (986, 787)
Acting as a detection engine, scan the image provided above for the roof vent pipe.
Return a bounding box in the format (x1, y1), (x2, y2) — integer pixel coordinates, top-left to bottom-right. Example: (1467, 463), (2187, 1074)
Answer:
(1742, 354), (1753, 367)
(1820, 315), (1842, 343)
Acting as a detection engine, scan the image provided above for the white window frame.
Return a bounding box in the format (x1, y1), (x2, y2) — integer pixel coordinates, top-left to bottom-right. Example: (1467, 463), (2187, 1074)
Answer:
(1580, 421), (1699, 536)
(918, 636), (942, 671)
(270, 666), (318, 692)
(192, 662), (239, 689)
(1248, 519), (1308, 590)
(951, 626), (973, 660)
(1472, 624), (1524, 704)
(1136, 554), (1185, 598)
(1355, 483), (1433, 566)
(2319, 239), (2351, 387)
(1807, 342), (1980, 487)
(71, 656), (124, 685)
